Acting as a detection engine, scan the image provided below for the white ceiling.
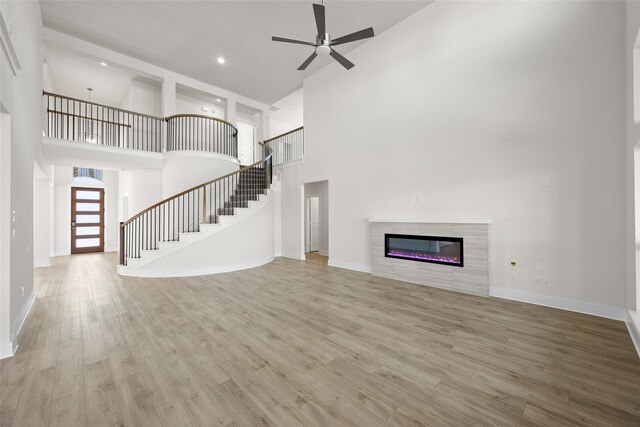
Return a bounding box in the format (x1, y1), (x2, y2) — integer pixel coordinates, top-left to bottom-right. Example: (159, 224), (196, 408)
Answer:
(45, 42), (141, 107)
(40, 1), (430, 105)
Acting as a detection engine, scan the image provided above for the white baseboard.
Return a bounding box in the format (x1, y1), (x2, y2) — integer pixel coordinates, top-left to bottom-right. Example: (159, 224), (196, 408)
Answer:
(1, 290), (36, 359)
(328, 259), (372, 274)
(13, 290), (36, 337)
(33, 259), (51, 268)
(0, 340), (15, 359)
(52, 250), (70, 257)
(490, 287), (626, 321)
(280, 252), (305, 261)
(627, 310), (640, 358)
(119, 256), (275, 278)
(105, 247), (118, 253)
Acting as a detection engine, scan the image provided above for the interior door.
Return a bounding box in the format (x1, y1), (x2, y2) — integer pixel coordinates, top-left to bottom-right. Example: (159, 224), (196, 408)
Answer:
(237, 122), (255, 165)
(71, 186), (105, 254)
(308, 196), (320, 252)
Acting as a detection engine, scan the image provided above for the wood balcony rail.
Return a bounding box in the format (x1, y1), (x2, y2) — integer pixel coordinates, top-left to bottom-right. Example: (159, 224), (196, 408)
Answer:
(43, 92), (239, 157)
(119, 141), (272, 265)
(165, 114), (238, 157)
(43, 91), (164, 152)
(264, 126), (304, 166)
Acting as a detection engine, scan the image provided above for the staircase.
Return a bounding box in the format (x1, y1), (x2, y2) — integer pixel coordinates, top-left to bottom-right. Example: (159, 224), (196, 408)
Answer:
(118, 142), (274, 277)
(42, 91), (302, 278)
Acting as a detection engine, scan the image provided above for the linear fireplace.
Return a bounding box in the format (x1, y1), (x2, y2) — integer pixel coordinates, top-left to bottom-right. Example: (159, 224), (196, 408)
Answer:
(385, 234), (463, 267)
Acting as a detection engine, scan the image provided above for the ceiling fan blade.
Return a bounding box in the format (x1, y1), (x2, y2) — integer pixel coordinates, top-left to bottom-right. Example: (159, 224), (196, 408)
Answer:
(329, 48), (355, 70)
(313, 3), (326, 36)
(297, 52), (318, 71)
(331, 27), (375, 46)
(272, 36), (315, 46)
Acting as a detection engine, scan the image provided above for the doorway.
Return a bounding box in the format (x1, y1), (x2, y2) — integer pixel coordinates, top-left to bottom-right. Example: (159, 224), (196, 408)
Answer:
(71, 186), (105, 254)
(237, 121), (256, 165)
(306, 195), (320, 252)
(303, 180), (329, 261)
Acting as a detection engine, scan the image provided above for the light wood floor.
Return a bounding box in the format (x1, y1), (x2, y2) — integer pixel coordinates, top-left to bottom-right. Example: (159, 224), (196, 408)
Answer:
(2, 253), (640, 426)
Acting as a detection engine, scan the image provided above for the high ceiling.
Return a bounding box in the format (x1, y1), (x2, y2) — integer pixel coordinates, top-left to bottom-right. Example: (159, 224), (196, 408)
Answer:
(40, 1), (430, 104)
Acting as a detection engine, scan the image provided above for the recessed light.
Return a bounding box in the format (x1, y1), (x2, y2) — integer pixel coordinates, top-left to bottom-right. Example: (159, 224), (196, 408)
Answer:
(100, 62), (107, 66)
(216, 98), (221, 102)
(217, 57), (225, 64)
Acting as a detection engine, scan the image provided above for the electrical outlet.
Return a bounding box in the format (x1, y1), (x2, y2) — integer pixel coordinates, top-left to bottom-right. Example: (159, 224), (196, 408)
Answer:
(543, 278), (551, 287)
(535, 277), (543, 286)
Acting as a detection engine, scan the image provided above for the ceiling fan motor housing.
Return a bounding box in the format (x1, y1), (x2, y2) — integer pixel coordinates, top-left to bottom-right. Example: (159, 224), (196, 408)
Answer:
(316, 33), (331, 56)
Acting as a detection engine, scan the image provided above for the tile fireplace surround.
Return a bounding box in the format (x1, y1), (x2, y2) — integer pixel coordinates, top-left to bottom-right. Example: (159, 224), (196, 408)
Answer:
(370, 219), (491, 296)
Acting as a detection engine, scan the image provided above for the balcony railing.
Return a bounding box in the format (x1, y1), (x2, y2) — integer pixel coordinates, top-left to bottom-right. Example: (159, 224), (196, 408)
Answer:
(43, 91), (164, 152)
(265, 126), (304, 166)
(43, 92), (239, 157)
(166, 114), (238, 157)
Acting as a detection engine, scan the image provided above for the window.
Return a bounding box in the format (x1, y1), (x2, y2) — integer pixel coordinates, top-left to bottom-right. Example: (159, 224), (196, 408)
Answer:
(73, 167), (103, 183)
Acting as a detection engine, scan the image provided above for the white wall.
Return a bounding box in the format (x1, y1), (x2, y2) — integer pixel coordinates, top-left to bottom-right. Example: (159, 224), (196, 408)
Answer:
(52, 165), (119, 255)
(304, 180), (328, 255)
(119, 169), (163, 219)
(33, 173), (50, 267)
(176, 91), (225, 120)
(280, 1), (628, 309)
(270, 88), (303, 138)
(161, 152), (239, 197)
(626, 1), (640, 313)
(0, 0), (44, 356)
(121, 78), (162, 117)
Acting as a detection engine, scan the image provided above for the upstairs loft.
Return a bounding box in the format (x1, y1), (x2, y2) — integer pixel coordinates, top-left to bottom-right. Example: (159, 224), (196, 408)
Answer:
(42, 90), (304, 169)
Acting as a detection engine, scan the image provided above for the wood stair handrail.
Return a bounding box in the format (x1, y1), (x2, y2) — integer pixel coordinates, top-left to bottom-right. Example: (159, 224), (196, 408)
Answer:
(121, 141), (272, 228)
(264, 126), (304, 144)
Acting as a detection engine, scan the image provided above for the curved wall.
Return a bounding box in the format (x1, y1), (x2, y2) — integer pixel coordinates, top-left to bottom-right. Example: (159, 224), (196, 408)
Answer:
(162, 151), (240, 197)
(132, 196), (274, 277)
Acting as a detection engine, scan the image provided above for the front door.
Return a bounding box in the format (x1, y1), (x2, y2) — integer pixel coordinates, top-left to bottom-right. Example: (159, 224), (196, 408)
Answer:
(71, 186), (105, 254)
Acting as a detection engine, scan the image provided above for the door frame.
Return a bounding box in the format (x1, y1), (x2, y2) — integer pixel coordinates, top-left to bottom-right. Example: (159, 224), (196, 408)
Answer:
(71, 186), (105, 254)
(237, 121), (256, 165)
(305, 194), (321, 253)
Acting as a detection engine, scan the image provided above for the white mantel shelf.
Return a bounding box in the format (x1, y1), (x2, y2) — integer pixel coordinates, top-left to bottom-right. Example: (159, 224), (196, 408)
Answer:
(368, 218), (493, 224)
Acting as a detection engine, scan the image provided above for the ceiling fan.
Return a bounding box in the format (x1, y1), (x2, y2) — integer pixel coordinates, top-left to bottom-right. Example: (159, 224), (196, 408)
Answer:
(272, 1), (375, 71)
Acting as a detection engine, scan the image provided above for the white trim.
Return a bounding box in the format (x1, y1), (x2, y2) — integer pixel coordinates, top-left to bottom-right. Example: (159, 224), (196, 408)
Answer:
(627, 310), (640, 358)
(328, 259), (372, 274)
(0, 339), (14, 359)
(52, 250), (70, 257)
(164, 150), (240, 165)
(369, 218), (493, 224)
(34, 260), (51, 268)
(118, 255), (274, 278)
(490, 287), (626, 321)
(0, 10), (20, 76)
(281, 252), (305, 261)
(13, 290), (36, 338)
(105, 247), (118, 253)
(43, 138), (164, 160)
(1, 290), (36, 359)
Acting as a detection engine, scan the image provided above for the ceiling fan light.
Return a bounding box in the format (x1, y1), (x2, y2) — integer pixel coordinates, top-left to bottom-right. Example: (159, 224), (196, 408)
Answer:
(316, 45), (331, 56)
